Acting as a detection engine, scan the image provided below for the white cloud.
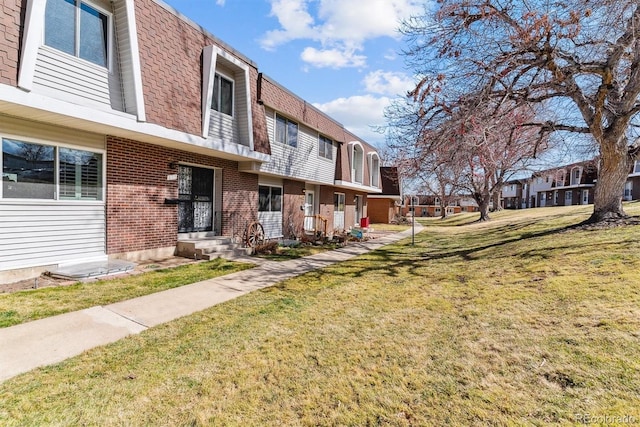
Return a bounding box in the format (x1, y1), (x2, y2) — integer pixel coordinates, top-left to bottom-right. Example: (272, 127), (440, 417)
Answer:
(260, 0), (317, 50)
(260, 0), (423, 67)
(301, 46), (366, 69)
(363, 70), (415, 97)
(216, 0), (226, 5)
(313, 95), (391, 146)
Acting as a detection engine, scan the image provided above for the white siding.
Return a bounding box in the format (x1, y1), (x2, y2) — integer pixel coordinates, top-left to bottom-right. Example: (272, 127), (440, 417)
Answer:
(0, 202), (105, 271)
(33, 46), (124, 112)
(207, 62), (251, 147)
(112, 0), (139, 116)
(258, 211), (283, 240)
(260, 107), (336, 184)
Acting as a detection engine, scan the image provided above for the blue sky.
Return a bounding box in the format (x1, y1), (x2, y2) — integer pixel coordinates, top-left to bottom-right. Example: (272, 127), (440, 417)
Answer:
(161, 0), (423, 148)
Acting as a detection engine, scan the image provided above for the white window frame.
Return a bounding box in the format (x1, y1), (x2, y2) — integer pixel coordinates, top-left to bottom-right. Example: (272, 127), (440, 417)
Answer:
(318, 135), (333, 160)
(570, 167), (582, 186)
(258, 185), (282, 213)
(211, 72), (234, 117)
(275, 113), (298, 148)
(349, 142), (364, 184)
(1, 134), (105, 202)
(43, 0), (114, 71)
(565, 191), (573, 202)
(368, 152), (380, 188)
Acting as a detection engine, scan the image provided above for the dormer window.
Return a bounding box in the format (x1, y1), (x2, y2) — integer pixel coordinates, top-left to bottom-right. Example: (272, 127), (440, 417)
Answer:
(319, 135), (333, 160)
(275, 114), (298, 147)
(570, 167), (581, 185)
(369, 153), (380, 187)
(45, 0), (111, 68)
(350, 142), (364, 184)
(211, 73), (233, 116)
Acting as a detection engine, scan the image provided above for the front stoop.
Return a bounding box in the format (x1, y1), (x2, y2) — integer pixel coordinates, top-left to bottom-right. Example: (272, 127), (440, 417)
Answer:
(176, 236), (252, 261)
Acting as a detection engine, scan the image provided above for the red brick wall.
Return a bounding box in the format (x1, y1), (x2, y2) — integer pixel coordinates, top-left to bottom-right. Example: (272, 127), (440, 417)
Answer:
(106, 136), (257, 254)
(259, 75), (347, 144)
(0, 0), (22, 86)
(283, 179), (305, 238)
(135, 0), (271, 153)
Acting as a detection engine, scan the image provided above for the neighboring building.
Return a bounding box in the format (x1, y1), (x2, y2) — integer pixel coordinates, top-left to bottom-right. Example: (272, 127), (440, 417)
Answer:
(624, 160), (640, 201)
(501, 179), (524, 209)
(0, 0), (381, 282)
(367, 167), (401, 224)
(522, 160), (598, 208)
(401, 195), (466, 217)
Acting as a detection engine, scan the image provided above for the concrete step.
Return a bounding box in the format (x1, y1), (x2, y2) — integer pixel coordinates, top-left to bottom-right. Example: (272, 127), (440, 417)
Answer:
(176, 237), (251, 261)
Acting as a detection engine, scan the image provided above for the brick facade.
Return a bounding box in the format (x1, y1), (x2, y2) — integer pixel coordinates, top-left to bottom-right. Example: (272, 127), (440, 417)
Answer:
(106, 136), (257, 254)
(134, 0), (270, 156)
(0, 0), (21, 86)
(282, 179), (305, 238)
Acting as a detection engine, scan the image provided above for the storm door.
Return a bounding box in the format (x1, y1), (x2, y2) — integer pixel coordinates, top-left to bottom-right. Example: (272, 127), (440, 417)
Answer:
(178, 165), (214, 233)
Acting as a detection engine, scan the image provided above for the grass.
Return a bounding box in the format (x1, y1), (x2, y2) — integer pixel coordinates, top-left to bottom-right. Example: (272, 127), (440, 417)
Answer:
(257, 243), (343, 261)
(2, 205), (640, 425)
(258, 223), (408, 261)
(0, 258), (253, 328)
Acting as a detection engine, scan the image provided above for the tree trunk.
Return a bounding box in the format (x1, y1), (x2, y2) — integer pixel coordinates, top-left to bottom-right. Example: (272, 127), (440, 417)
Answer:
(588, 136), (630, 223)
(478, 201), (491, 221)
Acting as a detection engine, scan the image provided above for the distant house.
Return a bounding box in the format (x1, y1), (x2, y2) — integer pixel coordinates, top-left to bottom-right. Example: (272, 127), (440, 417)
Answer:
(367, 167), (401, 224)
(501, 160), (598, 209)
(400, 194), (475, 217)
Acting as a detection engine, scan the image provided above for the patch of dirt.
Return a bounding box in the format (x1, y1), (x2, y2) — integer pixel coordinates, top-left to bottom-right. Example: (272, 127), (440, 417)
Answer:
(0, 257), (201, 295)
(567, 216), (640, 231)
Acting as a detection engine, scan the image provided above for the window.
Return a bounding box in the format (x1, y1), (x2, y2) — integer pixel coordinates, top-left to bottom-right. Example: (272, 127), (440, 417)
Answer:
(351, 143), (364, 184)
(369, 154), (380, 187)
(334, 193), (345, 211)
(211, 73), (233, 116)
(3, 140), (55, 199)
(59, 148), (102, 200)
(258, 185), (282, 212)
(2, 138), (102, 200)
(319, 135), (333, 160)
(635, 161), (640, 174)
(275, 114), (298, 147)
(565, 191), (573, 202)
(571, 168), (581, 185)
(45, 0), (110, 68)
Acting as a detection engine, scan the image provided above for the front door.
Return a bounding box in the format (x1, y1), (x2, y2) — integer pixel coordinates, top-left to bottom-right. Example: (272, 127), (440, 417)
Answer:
(304, 190), (315, 231)
(354, 195), (362, 225)
(178, 165), (214, 233)
(334, 193), (345, 231)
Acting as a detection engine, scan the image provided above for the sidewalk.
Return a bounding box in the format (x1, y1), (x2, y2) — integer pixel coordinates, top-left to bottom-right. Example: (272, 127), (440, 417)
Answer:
(0, 224), (422, 382)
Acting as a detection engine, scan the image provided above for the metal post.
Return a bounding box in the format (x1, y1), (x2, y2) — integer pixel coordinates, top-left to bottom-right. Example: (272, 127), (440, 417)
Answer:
(411, 195), (415, 245)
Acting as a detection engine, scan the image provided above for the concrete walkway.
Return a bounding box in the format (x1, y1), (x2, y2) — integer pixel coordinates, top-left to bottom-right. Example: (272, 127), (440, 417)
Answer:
(0, 224), (422, 382)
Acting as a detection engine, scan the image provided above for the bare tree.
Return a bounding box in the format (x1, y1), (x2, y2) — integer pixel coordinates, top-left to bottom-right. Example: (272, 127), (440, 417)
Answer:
(401, 0), (640, 223)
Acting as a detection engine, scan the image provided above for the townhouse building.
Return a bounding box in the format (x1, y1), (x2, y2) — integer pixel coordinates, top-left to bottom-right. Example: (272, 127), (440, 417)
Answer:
(0, 0), (381, 282)
(500, 160), (598, 209)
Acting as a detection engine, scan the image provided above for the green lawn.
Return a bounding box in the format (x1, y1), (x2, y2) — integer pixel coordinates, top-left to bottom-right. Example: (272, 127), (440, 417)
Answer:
(1, 205), (640, 425)
(0, 258), (254, 328)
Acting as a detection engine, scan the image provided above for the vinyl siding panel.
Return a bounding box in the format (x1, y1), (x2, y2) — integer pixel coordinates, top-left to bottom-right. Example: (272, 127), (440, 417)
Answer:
(32, 46), (124, 112)
(112, 0), (137, 115)
(0, 202), (106, 271)
(261, 107), (336, 184)
(257, 211), (282, 239)
(207, 62), (250, 146)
